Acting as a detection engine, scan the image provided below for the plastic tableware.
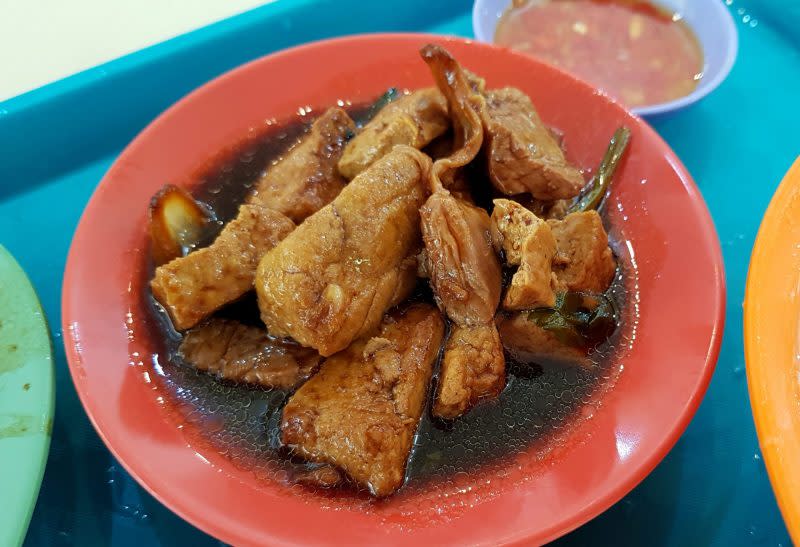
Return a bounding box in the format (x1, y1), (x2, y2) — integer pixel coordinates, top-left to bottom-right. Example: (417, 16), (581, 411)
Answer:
(62, 34), (724, 545)
(472, 0), (738, 117)
(0, 245), (54, 547)
(745, 157), (800, 544)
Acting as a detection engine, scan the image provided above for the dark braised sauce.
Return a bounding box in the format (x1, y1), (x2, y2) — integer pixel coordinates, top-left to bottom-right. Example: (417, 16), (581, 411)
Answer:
(142, 101), (629, 496)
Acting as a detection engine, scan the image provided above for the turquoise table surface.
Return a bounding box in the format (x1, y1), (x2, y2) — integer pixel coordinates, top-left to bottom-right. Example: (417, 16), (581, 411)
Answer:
(1, 0), (798, 544)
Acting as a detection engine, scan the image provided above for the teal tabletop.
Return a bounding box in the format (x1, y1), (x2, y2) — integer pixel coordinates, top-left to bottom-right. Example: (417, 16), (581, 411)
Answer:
(0, 0), (797, 544)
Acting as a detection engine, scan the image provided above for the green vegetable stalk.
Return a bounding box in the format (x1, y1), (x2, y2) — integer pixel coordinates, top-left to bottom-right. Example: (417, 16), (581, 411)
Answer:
(364, 87), (400, 121)
(567, 126), (632, 214)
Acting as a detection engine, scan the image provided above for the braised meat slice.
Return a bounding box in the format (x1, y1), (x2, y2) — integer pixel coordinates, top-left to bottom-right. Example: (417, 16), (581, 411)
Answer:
(249, 107), (356, 223)
(482, 87), (584, 200)
(338, 88), (449, 179)
(179, 318), (321, 389)
(281, 304), (445, 497)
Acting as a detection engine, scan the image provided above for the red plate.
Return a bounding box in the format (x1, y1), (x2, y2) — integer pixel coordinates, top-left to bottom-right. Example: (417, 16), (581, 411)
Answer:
(63, 34), (725, 545)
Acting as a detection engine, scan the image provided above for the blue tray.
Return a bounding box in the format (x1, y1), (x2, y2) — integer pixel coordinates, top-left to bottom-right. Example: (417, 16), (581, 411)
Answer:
(2, 0), (798, 544)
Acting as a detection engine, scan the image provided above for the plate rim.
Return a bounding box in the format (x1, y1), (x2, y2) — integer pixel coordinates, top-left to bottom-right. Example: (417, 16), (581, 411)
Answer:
(745, 156), (800, 543)
(0, 244), (55, 547)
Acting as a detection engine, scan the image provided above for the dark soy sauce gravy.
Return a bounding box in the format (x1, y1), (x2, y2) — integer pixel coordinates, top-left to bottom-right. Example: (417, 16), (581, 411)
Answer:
(142, 100), (632, 497)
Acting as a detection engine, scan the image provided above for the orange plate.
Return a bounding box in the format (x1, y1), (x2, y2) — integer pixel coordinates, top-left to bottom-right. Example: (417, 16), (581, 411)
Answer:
(62, 35), (725, 545)
(745, 157), (800, 543)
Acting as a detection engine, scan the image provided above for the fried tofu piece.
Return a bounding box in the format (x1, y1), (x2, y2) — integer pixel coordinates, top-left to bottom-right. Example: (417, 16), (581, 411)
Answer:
(249, 107), (355, 223)
(491, 199), (558, 310)
(482, 88), (584, 200)
(496, 312), (589, 367)
(256, 146), (430, 356)
(433, 323), (505, 419)
(549, 211), (616, 293)
(281, 304), (445, 497)
(179, 318), (321, 389)
(151, 204), (294, 330)
(338, 88), (449, 179)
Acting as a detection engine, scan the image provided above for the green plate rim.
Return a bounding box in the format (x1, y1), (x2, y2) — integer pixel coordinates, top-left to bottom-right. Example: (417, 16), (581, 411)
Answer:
(0, 244), (55, 547)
